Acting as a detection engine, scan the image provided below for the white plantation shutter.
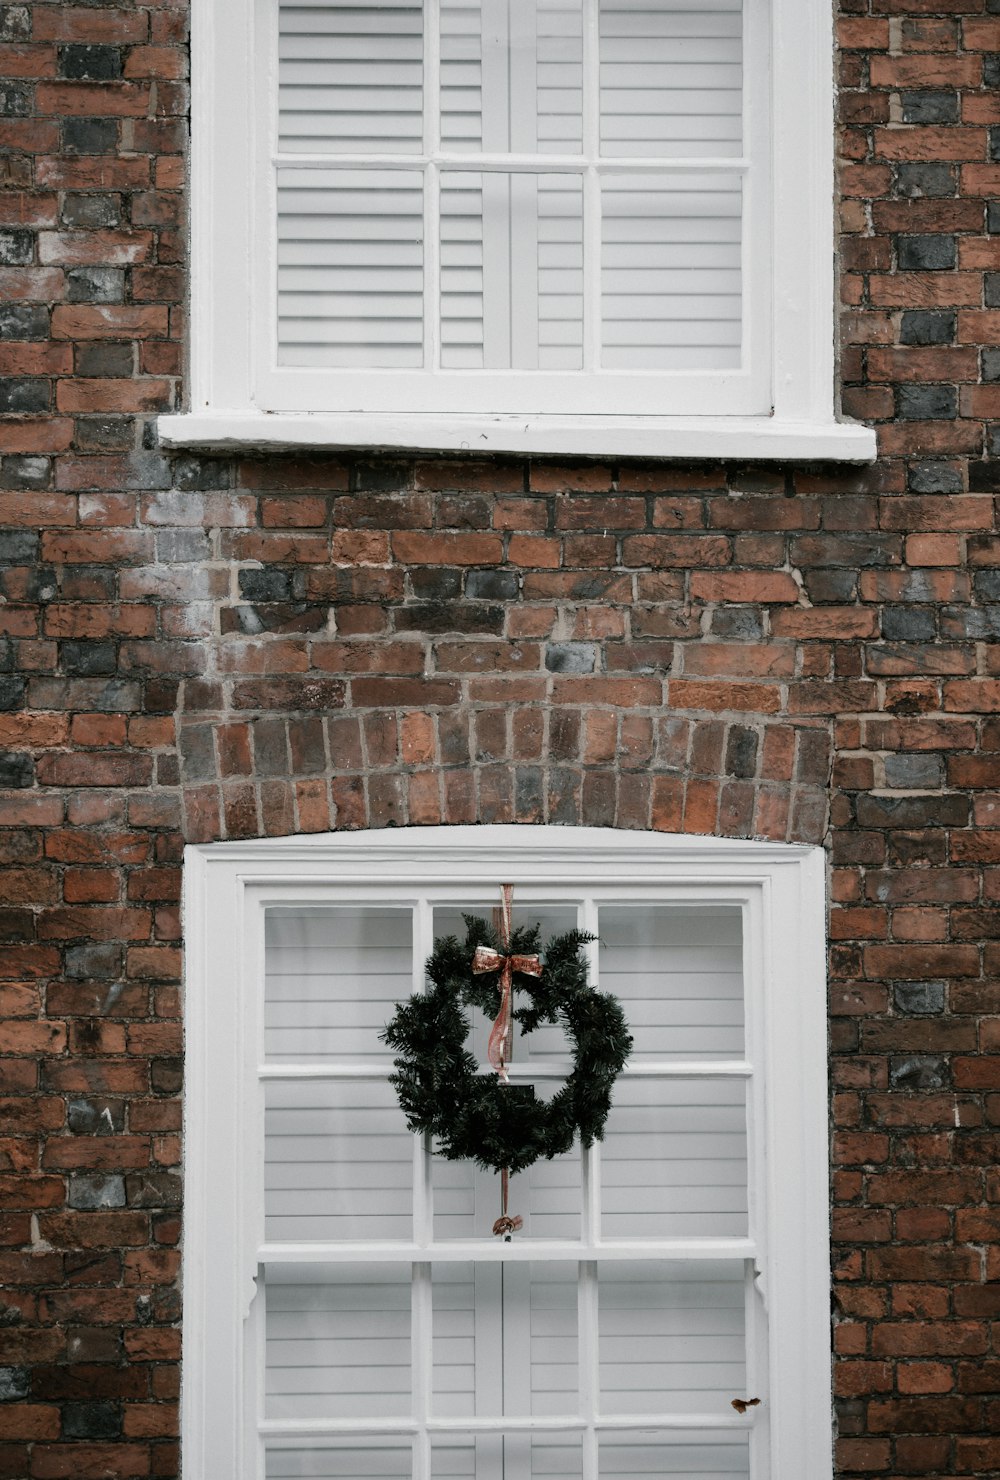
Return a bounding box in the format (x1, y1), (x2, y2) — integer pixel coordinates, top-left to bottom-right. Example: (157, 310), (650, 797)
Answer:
(266, 0), (766, 414)
(254, 891), (765, 1478)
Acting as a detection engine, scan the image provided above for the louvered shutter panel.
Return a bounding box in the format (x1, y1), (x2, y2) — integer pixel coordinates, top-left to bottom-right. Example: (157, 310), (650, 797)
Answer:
(259, 892), (759, 1476)
(274, 0), (750, 387)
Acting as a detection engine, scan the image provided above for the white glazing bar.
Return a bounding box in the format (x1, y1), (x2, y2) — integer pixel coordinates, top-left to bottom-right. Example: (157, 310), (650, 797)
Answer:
(580, 897), (601, 1480)
(412, 899), (435, 1248)
(411, 900), (434, 1480)
(272, 152), (752, 173)
(258, 1059), (754, 1080)
(259, 1412), (757, 1437)
(580, 898), (602, 1243)
(582, 0), (600, 372)
(259, 1237), (757, 1265)
(412, 1263), (432, 1480)
(424, 0), (442, 373)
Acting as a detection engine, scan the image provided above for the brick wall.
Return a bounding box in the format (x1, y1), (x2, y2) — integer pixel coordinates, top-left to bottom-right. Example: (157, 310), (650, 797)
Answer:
(1, 2), (1000, 1477)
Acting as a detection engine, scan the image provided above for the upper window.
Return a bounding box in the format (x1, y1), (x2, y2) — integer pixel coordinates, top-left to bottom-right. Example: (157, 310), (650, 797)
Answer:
(182, 827), (832, 1480)
(161, 0), (875, 457)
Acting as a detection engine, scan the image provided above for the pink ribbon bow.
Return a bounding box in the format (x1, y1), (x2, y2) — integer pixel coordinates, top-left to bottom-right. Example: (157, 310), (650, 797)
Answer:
(471, 884), (542, 1083)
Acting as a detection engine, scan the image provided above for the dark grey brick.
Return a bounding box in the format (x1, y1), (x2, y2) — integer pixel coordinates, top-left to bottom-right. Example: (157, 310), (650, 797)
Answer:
(0, 7), (31, 41)
(0, 378), (49, 413)
(907, 460), (962, 493)
(0, 752), (32, 788)
(251, 717), (289, 777)
(889, 1056), (949, 1090)
(65, 942), (122, 981)
(986, 425), (1000, 460)
(883, 753), (944, 789)
(983, 348), (1000, 383)
(61, 117), (117, 154)
(0, 229), (32, 266)
(802, 569), (858, 602)
(0, 530), (38, 563)
(61, 641), (117, 677)
(987, 54), (1000, 88)
(894, 162), (955, 199)
(992, 126), (1000, 164)
(67, 1097), (125, 1135)
(75, 342), (133, 378)
(394, 602), (503, 635)
(409, 567), (461, 601)
(0, 677), (25, 711)
(171, 455), (232, 491)
(899, 310), (955, 346)
(238, 567), (299, 602)
(897, 235), (956, 271)
(711, 606), (764, 640)
(975, 570), (1000, 600)
(987, 273), (1000, 309)
(465, 569), (519, 601)
(0, 303), (47, 340)
(351, 460), (411, 492)
(896, 385), (957, 421)
(545, 643), (597, 674)
(78, 417), (135, 453)
(0, 81), (31, 117)
(894, 981), (946, 1016)
(0, 1367), (30, 1402)
(178, 723), (217, 782)
(68, 1174), (126, 1210)
(725, 726), (758, 780)
(67, 267), (124, 304)
(59, 45), (122, 80)
(940, 605), (1000, 639)
(1, 456), (49, 490)
(989, 201), (1000, 235)
(125, 1170), (182, 1207)
(60, 193), (120, 230)
(881, 607), (936, 641)
(900, 90), (958, 125)
(62, 1403), (121, 1440)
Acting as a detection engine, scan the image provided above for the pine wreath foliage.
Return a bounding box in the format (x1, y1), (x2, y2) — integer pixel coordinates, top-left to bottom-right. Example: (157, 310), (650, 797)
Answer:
(382, 915), (633, 1176)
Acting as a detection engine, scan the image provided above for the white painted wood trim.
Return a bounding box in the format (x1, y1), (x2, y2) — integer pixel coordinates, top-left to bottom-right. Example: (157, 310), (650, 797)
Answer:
(183, 826), (832, 1480)
(158, 410), (877, 460)
(183, 0), (870, 454)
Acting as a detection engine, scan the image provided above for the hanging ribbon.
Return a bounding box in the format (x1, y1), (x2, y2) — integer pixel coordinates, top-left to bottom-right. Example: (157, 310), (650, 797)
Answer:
(471, 883), (541, 1238)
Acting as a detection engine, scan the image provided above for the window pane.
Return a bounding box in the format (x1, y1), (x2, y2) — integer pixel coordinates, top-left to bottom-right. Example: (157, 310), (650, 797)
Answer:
(441, 173), (583, 370)
(598, 1261), (746, 1417)
(433, 1435), (583, 1478)
(278, 168), (424, 368)
(599, 0), (743, 158)
(433, 1154), (582, 1242)
(441, 0), (584, 154)
(265, 1079), (414, 1242)
(432, 1262), (578, 1417)
(601, 1078), (748, 1239)
(266, 1265), (412, 1420)
(279, 0), (423, 154)
(601, 172), (742, 370)
(599, 1431), (750, 1478)
(267, 1443), (412, 1480)
(597, 905), (744, 1062)
(265, 906), (413, 1065)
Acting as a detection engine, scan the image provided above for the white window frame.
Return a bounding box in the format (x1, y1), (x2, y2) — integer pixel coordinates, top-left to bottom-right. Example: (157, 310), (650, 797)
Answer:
(182, 826), (832, 1480)
(159, 1), (876, 461)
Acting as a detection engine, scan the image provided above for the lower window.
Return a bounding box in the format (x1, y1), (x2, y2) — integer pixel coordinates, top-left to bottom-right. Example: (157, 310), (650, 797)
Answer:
(183, 828), (830, 1479)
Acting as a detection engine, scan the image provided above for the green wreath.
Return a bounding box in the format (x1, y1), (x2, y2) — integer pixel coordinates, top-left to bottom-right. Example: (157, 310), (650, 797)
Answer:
(382, 915), (632, 1176)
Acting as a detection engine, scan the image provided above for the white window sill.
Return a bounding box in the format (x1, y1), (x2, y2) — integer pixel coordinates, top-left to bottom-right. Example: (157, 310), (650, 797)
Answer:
(157, 412), (877, 462)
